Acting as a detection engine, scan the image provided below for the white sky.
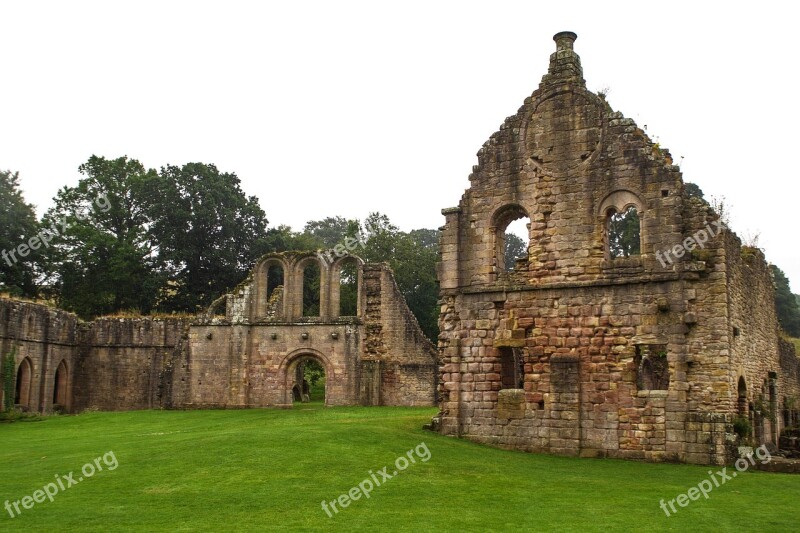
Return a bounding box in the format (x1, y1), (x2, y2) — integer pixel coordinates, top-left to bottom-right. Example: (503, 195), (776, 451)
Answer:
(2, 1), (798, 289)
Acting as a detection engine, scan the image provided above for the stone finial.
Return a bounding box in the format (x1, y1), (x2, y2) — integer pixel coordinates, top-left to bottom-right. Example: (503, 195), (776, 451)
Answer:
(553, 31), (577, 51)
(539, 30), (584, 88)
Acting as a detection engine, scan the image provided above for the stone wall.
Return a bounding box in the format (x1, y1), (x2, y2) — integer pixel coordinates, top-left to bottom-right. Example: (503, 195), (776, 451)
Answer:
(435, 31), (800, 465)
(73, 317), (189, 411)
(176, 254), (436, 409)
(363, 263), (438, 406)
(0, 253), (436, 413)
(0, 299), (78, 413)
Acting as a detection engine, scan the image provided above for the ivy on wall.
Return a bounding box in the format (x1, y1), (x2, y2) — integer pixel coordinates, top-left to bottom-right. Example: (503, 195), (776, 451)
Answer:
(2, 346), (16, 412)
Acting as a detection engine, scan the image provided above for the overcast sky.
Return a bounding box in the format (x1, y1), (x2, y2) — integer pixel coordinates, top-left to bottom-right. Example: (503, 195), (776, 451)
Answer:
(2, 1), (798, 288)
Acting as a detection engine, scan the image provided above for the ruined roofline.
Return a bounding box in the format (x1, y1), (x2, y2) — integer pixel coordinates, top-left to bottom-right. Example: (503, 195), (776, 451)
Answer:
(466, 31), (677, 185)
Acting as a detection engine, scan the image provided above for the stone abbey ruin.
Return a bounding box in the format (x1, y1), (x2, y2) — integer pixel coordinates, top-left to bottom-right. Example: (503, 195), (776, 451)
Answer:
(2, 32), (799, 466)
(0, 252), (437, 412)
(433, 32), (800, 464)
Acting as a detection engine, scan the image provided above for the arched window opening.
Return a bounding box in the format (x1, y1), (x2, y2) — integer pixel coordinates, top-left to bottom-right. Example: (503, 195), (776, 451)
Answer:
(265, 264), (284, 318)
(737, 377), (747, 416)
(292, 357), (326, 405)
(267, 264), (284, 300)
(53, 360), (68, 408)
(302, 261), (321, 317)
(494, 205), (530, 273)
(338, 260), (359, 317)
(607, 206), (641, 259)
(14, 357), (32, 409)
(503, 218), (530, 271)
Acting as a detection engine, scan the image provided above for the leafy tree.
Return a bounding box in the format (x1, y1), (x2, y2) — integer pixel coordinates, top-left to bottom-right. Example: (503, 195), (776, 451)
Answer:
(141, 163), (269, 313)
(257, 225), (321, 255)
(302, 359), (326, 401)
(504, 233), (526, 271)
(40, 156), (162, 317)
(360, 213), (440, 340)
(303, 216), (361, 249)
(771, 265), (800, 337)
(301, 261), (321, 317)
(608, 207), (641, 258)
(263, 214), (438, 337)
(303, 359), (325, 387)
(684, 182), (705, 200)
(0, 170), (40, 297)
(401, 228), (440, 339)
(338, 260), (359, 316)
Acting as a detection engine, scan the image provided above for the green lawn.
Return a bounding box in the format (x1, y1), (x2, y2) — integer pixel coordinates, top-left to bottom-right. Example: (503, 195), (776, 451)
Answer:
(1, 407), (797, 532)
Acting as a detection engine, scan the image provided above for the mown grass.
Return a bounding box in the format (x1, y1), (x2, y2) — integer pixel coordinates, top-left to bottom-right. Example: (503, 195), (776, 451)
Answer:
(1, 406), (798, 532)
(790, 337), (800, 353)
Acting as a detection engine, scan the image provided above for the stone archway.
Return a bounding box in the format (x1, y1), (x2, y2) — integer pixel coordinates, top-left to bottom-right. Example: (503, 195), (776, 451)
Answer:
(14, 357), (32, 411)
(737, 376), (747, 416)
(282, 350), (333, 407)
(53, 360), (69, 411)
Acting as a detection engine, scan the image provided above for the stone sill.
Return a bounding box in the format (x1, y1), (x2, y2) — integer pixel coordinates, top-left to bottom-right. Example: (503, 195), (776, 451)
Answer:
(194, 318), (363, 326)
(462, 271), (681, 295)
(636, 390), (668, 398)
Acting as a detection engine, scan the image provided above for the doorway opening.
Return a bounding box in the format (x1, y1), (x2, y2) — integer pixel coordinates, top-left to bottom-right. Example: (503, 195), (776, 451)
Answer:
(291, 356), (326, 406)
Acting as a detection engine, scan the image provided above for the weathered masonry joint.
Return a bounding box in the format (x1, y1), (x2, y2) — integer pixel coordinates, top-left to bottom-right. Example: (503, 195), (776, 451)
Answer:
(433, 31), (800, 465)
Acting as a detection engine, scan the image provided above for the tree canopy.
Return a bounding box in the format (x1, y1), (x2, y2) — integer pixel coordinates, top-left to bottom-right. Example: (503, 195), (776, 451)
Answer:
(504, 233), (526, 271)
(0, 170), (40, 297)
(608, 207), (641, 259)
(284, 212), (440, 340)
(39, 156), (162, 316)
(772, 265), (800, 337)
(140, 162), (268, 312)
(5, 157), (443, 339)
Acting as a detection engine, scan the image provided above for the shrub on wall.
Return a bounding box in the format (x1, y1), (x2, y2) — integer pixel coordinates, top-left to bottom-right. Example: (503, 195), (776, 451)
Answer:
(733, 416), (752, 440)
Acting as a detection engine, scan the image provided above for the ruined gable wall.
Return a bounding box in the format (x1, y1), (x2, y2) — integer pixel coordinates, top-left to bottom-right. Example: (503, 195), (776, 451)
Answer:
(441, 70), (686, 290)
(363, 264), (437, 406)
(435, 33), (762, 464)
